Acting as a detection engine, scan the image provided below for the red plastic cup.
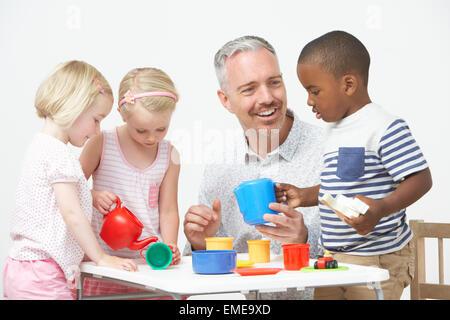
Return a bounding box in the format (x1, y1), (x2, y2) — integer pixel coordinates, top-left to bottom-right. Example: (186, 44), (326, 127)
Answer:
(282, 243), (310, 270)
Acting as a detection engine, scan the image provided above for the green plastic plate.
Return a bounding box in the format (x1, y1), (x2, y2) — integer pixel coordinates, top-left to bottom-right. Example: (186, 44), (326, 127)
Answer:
(300, 266), (349, 272)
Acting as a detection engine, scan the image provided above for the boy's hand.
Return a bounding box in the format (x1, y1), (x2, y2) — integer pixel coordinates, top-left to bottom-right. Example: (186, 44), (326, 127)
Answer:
(334, 169), (433, 235)
(275, 183), (319, 208)
(334, 195), (385, 235)
(91, 189), (117, 215)
(275, 183), (303, 207)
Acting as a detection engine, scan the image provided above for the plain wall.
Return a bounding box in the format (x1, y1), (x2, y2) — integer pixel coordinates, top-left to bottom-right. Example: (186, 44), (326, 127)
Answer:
(1, 0), (449, 299)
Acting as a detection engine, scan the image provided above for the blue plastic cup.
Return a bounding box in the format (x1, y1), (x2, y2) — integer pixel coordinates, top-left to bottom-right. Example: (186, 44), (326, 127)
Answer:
(233, 178), (279, 225)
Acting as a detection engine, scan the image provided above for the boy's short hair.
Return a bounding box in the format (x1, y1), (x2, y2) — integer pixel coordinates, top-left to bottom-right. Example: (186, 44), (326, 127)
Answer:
(298, 30), (370, 86)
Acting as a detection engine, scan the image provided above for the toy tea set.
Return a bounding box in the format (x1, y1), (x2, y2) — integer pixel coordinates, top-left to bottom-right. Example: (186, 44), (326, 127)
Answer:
(192, 178), (342, 276)
(100, 196), (173, 270)
(99, 179), (345, 275)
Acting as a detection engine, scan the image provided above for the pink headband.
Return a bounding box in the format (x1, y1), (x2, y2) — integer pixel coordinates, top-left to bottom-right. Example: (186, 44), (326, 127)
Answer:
(118, 90), (177, 111)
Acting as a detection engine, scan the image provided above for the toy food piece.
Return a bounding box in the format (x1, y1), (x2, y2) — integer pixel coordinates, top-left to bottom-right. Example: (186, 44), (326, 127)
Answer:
(314, 251), (338, 269)
(237, 260), (254, 268)
(320, 192), (369, 218)
(314, 258), (338, 269)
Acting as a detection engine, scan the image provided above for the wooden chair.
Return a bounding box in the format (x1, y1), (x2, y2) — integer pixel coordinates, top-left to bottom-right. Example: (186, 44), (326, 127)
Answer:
(409, 219), (450, 299)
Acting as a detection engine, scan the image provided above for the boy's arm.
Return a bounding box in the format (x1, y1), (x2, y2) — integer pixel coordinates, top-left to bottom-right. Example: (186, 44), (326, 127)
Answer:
(380, 168), (432, 215)
(342, 168), (432, 235)
(275, 183), (320, 208)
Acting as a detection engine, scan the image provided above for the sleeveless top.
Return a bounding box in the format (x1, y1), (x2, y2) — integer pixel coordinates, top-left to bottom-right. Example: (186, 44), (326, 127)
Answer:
(90, 128), (172, 259)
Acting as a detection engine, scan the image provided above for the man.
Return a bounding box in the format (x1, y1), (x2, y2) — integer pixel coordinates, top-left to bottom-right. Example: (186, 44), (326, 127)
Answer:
(183, 36), (323, 299)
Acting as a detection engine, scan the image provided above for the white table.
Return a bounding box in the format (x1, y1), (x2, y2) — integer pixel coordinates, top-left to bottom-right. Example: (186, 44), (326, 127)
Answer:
(77, 253), (389, 300)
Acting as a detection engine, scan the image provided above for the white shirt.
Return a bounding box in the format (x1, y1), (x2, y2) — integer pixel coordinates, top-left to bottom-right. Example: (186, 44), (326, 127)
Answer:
(9, 132), (92, 281)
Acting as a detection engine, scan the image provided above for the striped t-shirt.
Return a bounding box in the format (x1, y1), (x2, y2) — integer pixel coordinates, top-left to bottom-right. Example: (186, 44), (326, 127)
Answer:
(319, 103), (428, 255)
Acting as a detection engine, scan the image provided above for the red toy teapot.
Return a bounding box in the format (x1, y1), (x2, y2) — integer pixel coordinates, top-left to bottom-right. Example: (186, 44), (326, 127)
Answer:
(100, 196), (158, 251)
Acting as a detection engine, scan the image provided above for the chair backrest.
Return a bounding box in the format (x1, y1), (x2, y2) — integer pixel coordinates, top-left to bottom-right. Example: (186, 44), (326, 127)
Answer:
(409, 219), (450, 299)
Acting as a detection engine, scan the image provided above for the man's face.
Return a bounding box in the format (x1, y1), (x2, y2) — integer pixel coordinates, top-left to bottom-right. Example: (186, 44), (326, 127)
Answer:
(218, 48), (287, 134)
(297, 63), (348, 123)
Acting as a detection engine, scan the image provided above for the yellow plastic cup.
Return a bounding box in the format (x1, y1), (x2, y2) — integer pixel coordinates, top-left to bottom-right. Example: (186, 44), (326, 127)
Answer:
(247, 239), (271, 263)
(205, 237), (234, 250)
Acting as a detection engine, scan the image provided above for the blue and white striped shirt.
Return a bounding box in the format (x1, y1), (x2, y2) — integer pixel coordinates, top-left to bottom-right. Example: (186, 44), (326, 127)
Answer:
(319, 103), (428, 255)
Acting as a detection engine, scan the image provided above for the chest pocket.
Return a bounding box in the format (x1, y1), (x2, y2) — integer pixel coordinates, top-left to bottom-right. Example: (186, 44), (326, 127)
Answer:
(337, 147), (365, 181)
(148, 184), (160, 209)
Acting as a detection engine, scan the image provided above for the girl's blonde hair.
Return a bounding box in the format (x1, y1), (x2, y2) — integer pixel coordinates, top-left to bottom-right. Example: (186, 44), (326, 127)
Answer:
(118, 67), (178, 116)
(35, 60), (113, 128)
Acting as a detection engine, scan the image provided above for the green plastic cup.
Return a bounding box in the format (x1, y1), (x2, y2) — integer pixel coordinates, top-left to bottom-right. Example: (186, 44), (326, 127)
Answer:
(140, 243), (173, 270)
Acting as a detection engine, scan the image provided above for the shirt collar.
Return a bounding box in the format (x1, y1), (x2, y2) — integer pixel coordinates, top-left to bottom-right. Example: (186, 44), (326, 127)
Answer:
(243, 108), (299, 163)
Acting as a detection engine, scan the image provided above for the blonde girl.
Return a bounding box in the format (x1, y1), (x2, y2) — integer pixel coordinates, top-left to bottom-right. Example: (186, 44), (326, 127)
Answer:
(3, 61), (137, 300)
(79, 67), (181, 296)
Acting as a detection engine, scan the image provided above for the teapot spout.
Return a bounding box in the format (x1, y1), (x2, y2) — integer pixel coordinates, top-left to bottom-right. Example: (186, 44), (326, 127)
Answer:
(128, 236), (159, 251)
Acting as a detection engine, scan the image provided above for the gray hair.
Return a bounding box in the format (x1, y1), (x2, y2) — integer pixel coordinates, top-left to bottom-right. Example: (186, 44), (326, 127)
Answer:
(214, 35), (277, 92)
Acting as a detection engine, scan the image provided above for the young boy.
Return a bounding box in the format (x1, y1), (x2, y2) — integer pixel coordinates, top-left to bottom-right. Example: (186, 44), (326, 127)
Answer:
(276, 31), (432, 300)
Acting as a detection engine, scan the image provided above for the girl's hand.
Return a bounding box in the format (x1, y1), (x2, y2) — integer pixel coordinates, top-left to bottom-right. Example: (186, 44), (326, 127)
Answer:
(168, 244), (181, 265)
(96, 254), (138, 272)
(91, 189), (117, 215)
(334, 195), (385, 235)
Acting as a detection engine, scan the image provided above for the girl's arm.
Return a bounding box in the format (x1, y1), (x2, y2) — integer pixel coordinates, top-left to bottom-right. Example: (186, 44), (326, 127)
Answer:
(79, 133), (117, 213)
(79, 132), (103, 180)
(53, 182), (137, 271)
(158, 146), (181, 263)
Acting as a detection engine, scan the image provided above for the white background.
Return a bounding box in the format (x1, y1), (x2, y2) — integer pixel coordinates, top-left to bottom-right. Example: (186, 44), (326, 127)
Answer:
(1, 0), (449, 299)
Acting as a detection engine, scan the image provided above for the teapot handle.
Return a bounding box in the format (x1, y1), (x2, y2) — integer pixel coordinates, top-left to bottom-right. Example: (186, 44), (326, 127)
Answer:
(103, 196), (122, 219)
(115, 196), (122, 208)
(139, 247), (146, 259)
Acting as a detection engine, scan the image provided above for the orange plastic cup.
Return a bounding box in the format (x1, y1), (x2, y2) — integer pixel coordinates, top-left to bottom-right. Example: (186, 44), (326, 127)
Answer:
(282, 243), (310, 270)
(205, 237), (234, 250)
(247, 239), (271, 263)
